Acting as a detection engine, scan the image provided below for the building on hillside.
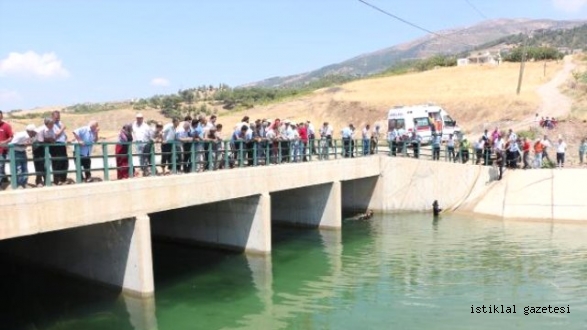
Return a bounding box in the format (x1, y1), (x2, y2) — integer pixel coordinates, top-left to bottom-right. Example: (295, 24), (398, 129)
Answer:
(458, 51), (501, 66)
(457, 58), (469, 66)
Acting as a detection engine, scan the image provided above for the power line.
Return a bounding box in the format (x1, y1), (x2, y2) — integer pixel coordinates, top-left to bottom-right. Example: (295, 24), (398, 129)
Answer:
(356, 0), (477, 49)
(464, 0), (487, 20)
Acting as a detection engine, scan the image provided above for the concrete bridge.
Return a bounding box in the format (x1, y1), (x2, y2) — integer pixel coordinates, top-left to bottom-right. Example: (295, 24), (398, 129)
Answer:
(1, 155), (586, 297)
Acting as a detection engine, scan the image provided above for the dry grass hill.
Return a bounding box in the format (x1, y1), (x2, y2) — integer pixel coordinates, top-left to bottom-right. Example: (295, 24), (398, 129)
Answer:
(7, 57), (587, 165)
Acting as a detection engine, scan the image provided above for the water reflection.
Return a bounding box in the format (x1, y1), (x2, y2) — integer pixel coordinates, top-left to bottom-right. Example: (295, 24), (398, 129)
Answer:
(3, 214), (587, 329)
(123, 295), (158, 330)
(231, 229), (344, 330)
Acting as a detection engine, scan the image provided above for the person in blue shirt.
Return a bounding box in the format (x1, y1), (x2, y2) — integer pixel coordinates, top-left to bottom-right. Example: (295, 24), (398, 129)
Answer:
(341, 124), (354, 158)
(231, 125), (248, 167)
(73, 121), (99, 182)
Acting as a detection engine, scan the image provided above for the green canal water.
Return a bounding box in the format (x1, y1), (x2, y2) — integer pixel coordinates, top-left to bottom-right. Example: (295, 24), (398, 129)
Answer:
(2, 213), (587, 329)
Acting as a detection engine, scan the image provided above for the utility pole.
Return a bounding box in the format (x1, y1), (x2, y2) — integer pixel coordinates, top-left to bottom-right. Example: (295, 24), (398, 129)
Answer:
(516, 32), (529, 95)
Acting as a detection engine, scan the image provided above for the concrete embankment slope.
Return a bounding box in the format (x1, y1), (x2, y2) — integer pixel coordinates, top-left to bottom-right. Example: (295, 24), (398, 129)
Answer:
(377, 158), (497, 213)
(463, 169), (587, 221)
(378, 158), (587, 222)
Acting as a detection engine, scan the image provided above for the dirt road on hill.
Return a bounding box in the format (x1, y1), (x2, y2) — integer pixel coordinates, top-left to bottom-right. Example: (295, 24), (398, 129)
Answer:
(470, 56), (576, 136)
(536, 56), (575, 119)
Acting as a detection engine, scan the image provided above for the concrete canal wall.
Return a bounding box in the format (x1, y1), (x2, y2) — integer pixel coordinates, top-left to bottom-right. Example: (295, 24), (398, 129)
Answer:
(378, 158), (587, 222)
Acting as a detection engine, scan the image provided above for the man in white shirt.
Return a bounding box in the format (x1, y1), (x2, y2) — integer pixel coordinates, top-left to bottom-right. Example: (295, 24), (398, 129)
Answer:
(362, 124), (371, 156)
(555, 137), (567, 168)
(320, 122), (333, 147)
(10, 124), (37, 188)
(447, 133), (456, 162)
(494, 136), (504, 153)
(132, 113), (152, 175)
(33, 118), (56, 186)
(388, 127), (399, 156)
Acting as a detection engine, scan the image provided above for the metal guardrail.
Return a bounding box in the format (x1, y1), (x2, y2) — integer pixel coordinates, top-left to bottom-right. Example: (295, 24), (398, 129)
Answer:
(0, 137), (498, 191)
(0, 139), (386, 190)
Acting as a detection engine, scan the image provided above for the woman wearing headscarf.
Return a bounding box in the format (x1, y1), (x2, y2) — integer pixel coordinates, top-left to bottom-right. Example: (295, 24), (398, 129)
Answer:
(115, 124), (133, 179)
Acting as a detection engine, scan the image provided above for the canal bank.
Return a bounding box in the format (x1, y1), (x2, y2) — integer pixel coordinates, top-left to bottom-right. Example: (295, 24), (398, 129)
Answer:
(377, 158), (587, 222)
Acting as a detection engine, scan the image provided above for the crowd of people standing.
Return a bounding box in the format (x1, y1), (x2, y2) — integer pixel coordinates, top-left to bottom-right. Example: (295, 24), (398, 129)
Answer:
(1, 109), (586, 190)
(0, 111), (384, 189)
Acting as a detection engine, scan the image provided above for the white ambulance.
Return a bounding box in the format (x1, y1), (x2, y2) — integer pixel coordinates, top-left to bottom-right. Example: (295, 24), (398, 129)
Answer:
(387, 104), (460, 144)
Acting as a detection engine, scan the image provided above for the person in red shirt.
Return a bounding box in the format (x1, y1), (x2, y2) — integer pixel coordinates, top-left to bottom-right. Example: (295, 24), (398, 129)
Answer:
(298, 122), (309, 162)
(0, 110), (14, 184)
(522, 137), (531, 169)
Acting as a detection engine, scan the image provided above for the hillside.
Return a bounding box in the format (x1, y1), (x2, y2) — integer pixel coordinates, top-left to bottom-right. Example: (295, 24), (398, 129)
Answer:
(246, 18), (587, 88)
(475, 23), (587, 52)
(7, 59), (565, 142)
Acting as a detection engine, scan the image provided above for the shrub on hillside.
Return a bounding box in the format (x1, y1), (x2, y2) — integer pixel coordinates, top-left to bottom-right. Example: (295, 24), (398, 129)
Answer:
(517, 127), (540, 140)
(503, 46), (563, 62)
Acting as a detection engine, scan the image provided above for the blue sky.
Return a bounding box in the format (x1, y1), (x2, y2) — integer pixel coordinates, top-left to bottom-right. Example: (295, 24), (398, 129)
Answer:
(1, 0), (586, 110)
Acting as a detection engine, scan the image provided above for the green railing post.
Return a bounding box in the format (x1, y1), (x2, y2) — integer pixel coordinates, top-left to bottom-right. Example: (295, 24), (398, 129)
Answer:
(224, 141), (229, 169)
(102, 143), (110, 181)
(253, 143), (258, 166)
(334, 140), (338, 159)
(191, 143), (196, 173)
(127, 142), (134, 178)
(74, 144), (82, 183)
(150, 143), (156, 176)
(171, 142), (177, 174)
(277, 141), (282, 164)
(208, 142), (214, 171)
(190, 142), (198, 173)
(43, 144), (53, 187)
(265, 142), (270, 165)
(8, 145), (17, 189)
(238, 142), (244, 168)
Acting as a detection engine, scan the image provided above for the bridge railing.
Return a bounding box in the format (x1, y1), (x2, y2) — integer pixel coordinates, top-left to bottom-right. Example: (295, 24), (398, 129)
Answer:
(1, 137), (495, 190)
(0, 138), (382, 190)
(380, 140), (491, 165)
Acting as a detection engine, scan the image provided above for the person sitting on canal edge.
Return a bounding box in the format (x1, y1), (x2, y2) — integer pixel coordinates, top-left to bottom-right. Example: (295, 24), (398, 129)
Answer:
(432, 200), (442, 216)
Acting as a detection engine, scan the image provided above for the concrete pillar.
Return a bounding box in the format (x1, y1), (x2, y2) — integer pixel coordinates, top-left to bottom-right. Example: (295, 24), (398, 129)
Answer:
(0, 216), (155, 297)
(123, 214), (155, 297)
(271, 181), (342, 229)
(151, 193), (271, 254)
